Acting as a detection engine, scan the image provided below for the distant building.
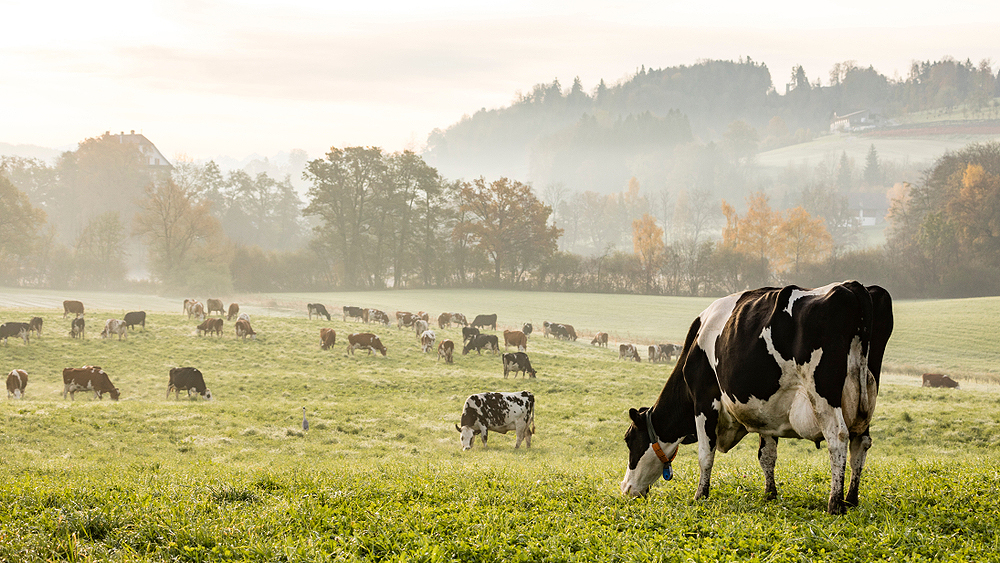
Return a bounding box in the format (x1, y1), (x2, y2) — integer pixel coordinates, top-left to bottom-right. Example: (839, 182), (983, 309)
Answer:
(107, 130), (172, 170)
(848, 193), (889, 227)
(830, 110), (879, 133)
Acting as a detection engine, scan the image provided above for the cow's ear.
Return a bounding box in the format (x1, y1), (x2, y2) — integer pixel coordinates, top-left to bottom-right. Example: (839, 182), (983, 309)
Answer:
(628, 408), (644, 426)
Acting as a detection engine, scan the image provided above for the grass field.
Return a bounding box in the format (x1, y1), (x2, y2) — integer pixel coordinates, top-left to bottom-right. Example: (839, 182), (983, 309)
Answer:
(2, 288), (1000, 561)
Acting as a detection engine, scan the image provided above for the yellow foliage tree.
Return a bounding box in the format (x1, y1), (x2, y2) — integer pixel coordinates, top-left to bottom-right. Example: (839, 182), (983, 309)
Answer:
(632, 213), (664, 292)
(778, 206), (833, 274)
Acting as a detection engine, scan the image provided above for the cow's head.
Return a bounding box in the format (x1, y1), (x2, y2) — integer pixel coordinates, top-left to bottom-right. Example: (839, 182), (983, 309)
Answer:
(373, 338), (387, 356)
(203, 388), (213, 400)
(621, 407), (677, 498)
(455, 424), (477, 450)
(108, 387), (121, 401)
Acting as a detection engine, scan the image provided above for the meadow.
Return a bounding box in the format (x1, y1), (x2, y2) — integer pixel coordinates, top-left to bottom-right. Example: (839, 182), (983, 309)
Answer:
(1, 288), (1000, 562)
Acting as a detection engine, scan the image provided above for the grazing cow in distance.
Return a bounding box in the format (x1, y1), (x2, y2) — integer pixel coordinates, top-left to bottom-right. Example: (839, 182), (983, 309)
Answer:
(922, 373), (959, 388)
(621, 281), (893, 514)
(235, 319), (256, 340)
(438, 339), (455, 363)
(101, 319), (127, 340)
(560, 324), (578, 341)
(320, 328), (336, 349)
(197, 318), (224, 336)
(438, 312), (452, 328)
(206, 299), (225, 316)
(29, 317), (43, 337)
(7, 369), (28, 399)
(0, 322), (30, 345)
(414, 320), (430, 340)
(456, 391), (535, 450)
(648, 345), (661, 363)
(63, 366), (120, 401)
(237, 312), (250, 322)
(416, 311), (429, 322)
(190, 302), (205, 320)
(502, 352), (536, 378)
(463, 334), (499, 355)
(123, 311), (146, 331)
(591, 332), (609, 347)
(308, 303), (331, 321)
(543, 321), (552, 338)
(462, 327), (480, 343)
(347, 332), (387, 356)
(397, 311), (417, 328)
(420, 330), (436, 353)
(450, 313), (468, 327)
(368, 309), (390, 326)
(471, 314), (498, 330)
(71, 317), (85, 339)
(167, 367), (212, 400)
(183, 299), (194, 315)
(63, 300), (84, 318)
(619, 343), (640, 362)
(503, 330), (528, 352)
(522, 323), (533, 336)
(227, 303), (240, 320)
(343, 306), (365, 321)
(657, 343), (680, 362)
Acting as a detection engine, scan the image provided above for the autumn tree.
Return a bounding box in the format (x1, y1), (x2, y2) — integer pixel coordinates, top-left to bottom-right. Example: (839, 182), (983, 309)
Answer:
(455, 177), (562, 285)
(777, 206), (833, 275)
(632, 213), (664, 292)
(721, 192), (782, 287)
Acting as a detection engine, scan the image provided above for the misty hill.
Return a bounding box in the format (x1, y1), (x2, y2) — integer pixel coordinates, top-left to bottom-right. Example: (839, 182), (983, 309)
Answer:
(423, 57), (1000, 197)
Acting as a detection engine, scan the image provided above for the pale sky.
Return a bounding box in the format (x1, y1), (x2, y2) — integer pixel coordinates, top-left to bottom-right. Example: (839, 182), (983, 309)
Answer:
(2, 0), (998, 163)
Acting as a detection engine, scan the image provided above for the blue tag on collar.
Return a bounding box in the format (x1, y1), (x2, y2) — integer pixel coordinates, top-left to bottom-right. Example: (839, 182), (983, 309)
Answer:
(663, 464), (673, 481)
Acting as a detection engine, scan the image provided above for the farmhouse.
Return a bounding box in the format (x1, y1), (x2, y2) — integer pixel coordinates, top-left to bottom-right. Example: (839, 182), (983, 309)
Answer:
(108, 130), (173, 170)
(830, 109), (880, 133)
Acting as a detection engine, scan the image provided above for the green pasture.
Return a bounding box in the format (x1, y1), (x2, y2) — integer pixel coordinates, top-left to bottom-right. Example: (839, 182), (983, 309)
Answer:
(1, 289), (1000, 561)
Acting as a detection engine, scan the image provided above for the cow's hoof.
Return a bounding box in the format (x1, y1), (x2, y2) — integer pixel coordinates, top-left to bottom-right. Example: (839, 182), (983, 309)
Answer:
(763, 488), (778, 501)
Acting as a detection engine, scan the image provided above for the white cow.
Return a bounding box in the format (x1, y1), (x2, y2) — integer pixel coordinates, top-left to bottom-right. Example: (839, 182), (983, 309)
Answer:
(100, 319), (127, 340)
(455, 391), (535, 450)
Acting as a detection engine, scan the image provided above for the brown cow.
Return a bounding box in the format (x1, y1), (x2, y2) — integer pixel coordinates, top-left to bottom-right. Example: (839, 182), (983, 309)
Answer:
(416, 311), (430, 322)
(235, 319), (256, 340)
(420, 330), (436, 353)
(197, 318), (224, 336)
(396, 311), (417, 328)
(438, 312), (452, 328)
(591, 332), (609, 347)
(7, 369), (28, 399)
(227, 303), (240, 320)
(206, 299), (225, 315)
(63, 300), (84, 318)
(189, 302), (205, 320)
(503, 330), (528, 352)
(438, 339), (455, 363)
(347, 332), (387, 356)
(450, 313), (468, 327)
(320, 328), (337, 349)
(63, 366), (120, 401)
(619, 343), (641, 362)
(922, 373), (960, 388)
(28, 317), (43, 337)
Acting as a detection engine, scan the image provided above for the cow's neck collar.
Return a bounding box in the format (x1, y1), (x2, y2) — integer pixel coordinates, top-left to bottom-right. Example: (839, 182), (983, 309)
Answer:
(645, 408), (676, 466)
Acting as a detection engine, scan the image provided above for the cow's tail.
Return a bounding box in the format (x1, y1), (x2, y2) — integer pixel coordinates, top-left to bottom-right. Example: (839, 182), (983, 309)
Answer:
(844, 280), (875, 420)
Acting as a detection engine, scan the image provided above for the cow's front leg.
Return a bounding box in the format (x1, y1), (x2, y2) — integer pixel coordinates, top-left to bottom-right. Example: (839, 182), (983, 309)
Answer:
(824, 418), (850, 514)
(481, 429), (488, 449)
(758, 435), (779, 500)
(694, 409), (719, 500)
(845, 430), (872, 506)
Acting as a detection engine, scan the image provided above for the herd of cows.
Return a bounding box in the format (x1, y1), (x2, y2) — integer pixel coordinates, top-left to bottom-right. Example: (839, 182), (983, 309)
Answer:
(0, 281), (974, 514)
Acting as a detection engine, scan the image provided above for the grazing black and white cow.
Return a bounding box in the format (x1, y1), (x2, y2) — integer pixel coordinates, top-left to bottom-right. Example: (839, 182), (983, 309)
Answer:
(619, 344), (640, 362)
(455, 391), (535, 450)
(343, 306), (365, 322)
(463, 334), (499, 355)
(71, 317), (85, 339)
(922, 373), (959, 388)
(502, 352), (536, 378)
(7, 369), (28, 399)
(471, 314), (497, 330)
(450, 313), (468, 327)
(462, 326), (480, 343)
(522, 323), (533, 336)
(123, 311), (146, 330)
(621, 281), (893, 514)
(657, 343), (680, 362)
(101, 319), (127, 340)
(167, 367), (212, 400)
(0, 322), (30, 344)
(308, 303), (331, 320)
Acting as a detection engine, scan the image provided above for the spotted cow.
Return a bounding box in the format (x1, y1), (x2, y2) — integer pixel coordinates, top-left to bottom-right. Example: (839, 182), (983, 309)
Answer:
(167, 367), (212, 400)
(343, 306), (365, 322)
(235, 319), (256, 340)
(455, 391), (535, 450)
(463, 334), (499, 355)
(420, 330), (436, 353)
(438, 312), (452, 328)
(7, 369), (28, 399)
(63, 366), (120, 401)
(70, 317), (85, 339)
(619, 344), (640, 362)
(347, 332), (387, 356)
(308, 303), (331, 321)
(0, 322), (30, 345)
(621, 281), (893, 514)
(502, 352), (536, 378)
(438, 339), (455, 363)
(591, 332), (609, 347)
(100, 319), (127, 340)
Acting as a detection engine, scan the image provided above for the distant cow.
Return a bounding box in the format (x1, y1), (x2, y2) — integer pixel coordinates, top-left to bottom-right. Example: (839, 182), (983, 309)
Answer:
(438, 339), (455, 363)
(397, 311), (417, 328)
(123, 311), (146, 330)
(522, 323), (533, 336)
(503, 330), (528, 352)
(559, 324), (578, 341)
(206, 299), (225, 315)
(656, 343), (680, 362)
(420, 330), (436, 353)
(543, 321), (553, 337)
(320, 328), (336, 349)
(463, 334), (499, 355)
(456, 391), (535, 450)
(6, 369), (28, 399)
(619, 343), (640, 362)
(63, 366), (120, 401)
(414, 320), (430, 340)
(28, 317), (43, 337)
(167, 367), (212, 400)
(416, 311), (430, 322)
(369, 309), (390, 326)
(591, 332), (609, 347)
(235, 319), (256, 340)
(101, 319), (127, 340)
(471, 314), (497, 330)
(183, 299), (195, 315)
(438, 312), (452, 328)
(923, 373), (959, 389)
(343, 306), (365, 321)
(450, 313), (468, 327)
(0, 322), (30, 344)
(502, 352), (536, 378)
(347, 332), (387, 356)
(70, 317), (85, 339)
(648, 345), (660, 363)
(237, 312), (250, 322)
(227, 303), (240, 320)
(546, 322), (576, 340)
(462, 327), (480, 343)
(197, 318), (224, 336)
(63, 300), (84, 318)
(308, 303), (331, 321)
(190, 302), (205, 320)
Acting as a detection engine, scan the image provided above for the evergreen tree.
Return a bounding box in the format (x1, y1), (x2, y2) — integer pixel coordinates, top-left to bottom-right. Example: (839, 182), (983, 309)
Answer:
(863, 144), (882, 186)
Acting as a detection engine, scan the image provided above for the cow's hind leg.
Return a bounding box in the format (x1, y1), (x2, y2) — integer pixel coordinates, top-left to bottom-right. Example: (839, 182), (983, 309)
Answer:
(758, 435), (779, 500)
(845, 430), (872, 507)
(823, 416), (850, 514)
